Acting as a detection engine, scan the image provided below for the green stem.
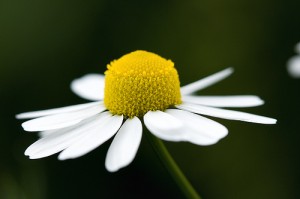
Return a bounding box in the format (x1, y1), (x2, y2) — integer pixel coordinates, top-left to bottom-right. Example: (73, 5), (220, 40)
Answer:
(146, 133), (202, 199)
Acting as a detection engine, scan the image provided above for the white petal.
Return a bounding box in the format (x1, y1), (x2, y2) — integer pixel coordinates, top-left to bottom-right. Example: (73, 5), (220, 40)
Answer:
(145, 110), (226, 145)
(182, 95), (264, 107)
(22, 104), (106, 132)
(38, 130), (56, 137)
(71, 74), (105, 101)
(144, 111), (184, 141)
(58, 115), (123, 160)
(26, 112), (112, 159)
(176, 103), (277, 124)
(180, 68), (234, 95)
(287, 56), (300, 78)
(16, 101), (102, 119)
(166, 109), (228, 140)
(105, 117), (142, 172)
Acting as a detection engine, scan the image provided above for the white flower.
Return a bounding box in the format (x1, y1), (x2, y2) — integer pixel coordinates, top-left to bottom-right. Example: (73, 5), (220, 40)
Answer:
(287, 42), (300, 78)
(17, 50), (276, 172)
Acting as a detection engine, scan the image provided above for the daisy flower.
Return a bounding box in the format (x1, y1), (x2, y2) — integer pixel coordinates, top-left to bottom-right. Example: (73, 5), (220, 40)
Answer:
(17, 50), (276, 172)
(287, 42), (300, 78)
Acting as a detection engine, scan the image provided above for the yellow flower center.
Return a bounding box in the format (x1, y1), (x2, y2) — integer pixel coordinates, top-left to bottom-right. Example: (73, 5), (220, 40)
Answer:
(104, 50), (182, 118)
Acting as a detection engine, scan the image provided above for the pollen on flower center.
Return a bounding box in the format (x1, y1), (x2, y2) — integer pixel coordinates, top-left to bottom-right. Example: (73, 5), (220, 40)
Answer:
(104, 50), (182, 118)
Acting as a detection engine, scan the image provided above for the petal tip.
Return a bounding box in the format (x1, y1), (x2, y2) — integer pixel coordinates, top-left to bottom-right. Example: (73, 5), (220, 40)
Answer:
(24, 150), (30, 156)
(15, 114), (23, 119)
(270, 119), (277, 124)
(57, 156), (67, 161)
(29, 156), (39, 160)
(57, 153), (70, 161)
(226, 67), (234, 73)
(105, 165), (119, 173)
(21, 122), (37, 132)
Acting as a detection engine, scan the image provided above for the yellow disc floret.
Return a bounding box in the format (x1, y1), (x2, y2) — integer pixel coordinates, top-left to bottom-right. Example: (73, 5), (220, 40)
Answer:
(104, 50), (182, 118)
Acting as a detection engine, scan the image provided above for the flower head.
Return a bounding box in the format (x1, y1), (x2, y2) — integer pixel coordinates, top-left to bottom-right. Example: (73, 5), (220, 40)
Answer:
(17, 50), (276, 172)
(104, 50), (181, 117)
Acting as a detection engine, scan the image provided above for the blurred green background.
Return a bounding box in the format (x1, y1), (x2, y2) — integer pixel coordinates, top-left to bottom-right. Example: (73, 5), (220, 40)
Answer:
(1, 0), (300, 198)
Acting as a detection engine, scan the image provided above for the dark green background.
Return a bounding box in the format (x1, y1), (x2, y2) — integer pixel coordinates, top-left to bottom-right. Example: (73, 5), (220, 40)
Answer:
(1, 0), (299, 198)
